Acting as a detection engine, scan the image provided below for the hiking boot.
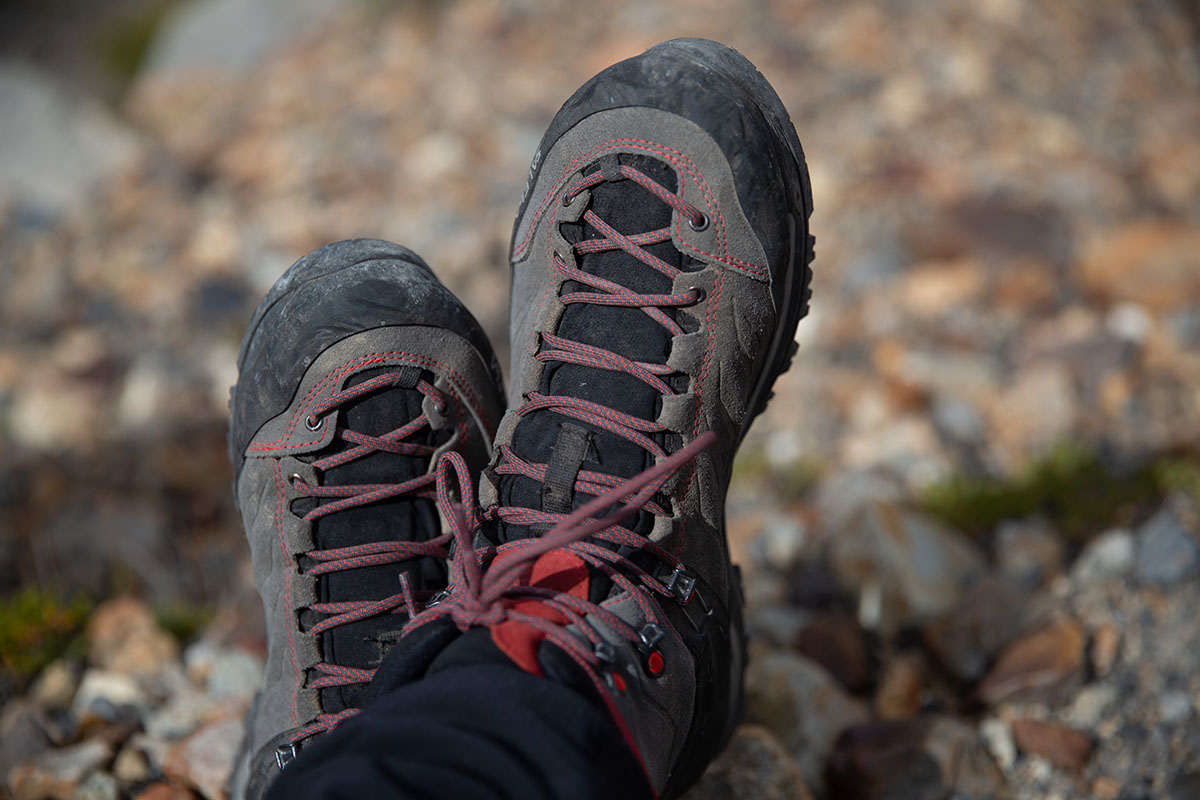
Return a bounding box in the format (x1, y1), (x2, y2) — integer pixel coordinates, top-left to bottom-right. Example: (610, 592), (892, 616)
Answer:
(227, 239), (505, 800)
(414, 38), (814, 798)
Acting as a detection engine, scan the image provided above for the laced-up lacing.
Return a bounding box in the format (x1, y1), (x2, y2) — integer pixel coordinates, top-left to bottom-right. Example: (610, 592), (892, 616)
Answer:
(285, 371), (453, 741)
(405, 433), (714, 763)
(494, 163), (706, 525)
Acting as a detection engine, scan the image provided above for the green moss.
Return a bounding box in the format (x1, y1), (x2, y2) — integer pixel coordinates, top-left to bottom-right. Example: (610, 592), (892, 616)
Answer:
(919, 443), (1191, 542)
(0, 588), (91, 687)
(1155, 458), (1200, 508)
(155, 602), (214, 645)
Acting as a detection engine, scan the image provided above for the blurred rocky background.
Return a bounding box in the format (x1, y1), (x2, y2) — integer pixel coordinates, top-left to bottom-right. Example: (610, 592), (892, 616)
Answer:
(1, 0), (1198, 798)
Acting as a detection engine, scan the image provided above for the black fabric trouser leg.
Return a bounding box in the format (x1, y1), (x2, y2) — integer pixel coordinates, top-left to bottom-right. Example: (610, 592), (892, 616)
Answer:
(265, 661), (656, 800)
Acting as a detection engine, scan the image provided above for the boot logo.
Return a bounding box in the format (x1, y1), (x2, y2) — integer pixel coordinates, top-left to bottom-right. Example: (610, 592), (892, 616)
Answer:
(520, 148), (542, 207)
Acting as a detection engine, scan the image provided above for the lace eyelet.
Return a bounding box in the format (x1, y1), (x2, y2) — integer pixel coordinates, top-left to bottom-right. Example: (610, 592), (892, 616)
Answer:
(690, 287), (707, 303)
(305, 415), (324, 432)
(561, 192), (575, 207)
(688, 212), (710, 232)
(289, 473), (303, 486)
(275, 743), (300, 770)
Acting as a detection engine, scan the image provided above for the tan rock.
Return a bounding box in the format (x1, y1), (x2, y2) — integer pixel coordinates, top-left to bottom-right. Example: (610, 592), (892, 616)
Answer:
(87, 597), (178, 680)
(683, 724), (814, 800)
(132, 784), (199, 800)
(986, 364), (1077, 469)
(8, 739), (112, 800)
(976, 618), (1086, 705)
(29, 660), (79, 711)
(875, 654), (924, 720)
(992, 258), (1060, 310)
(1079, 220), (1200, 312)
(112, 745), (150, 784)
(895, 258), (985, 319)
(1010, 718), (1093, 772)
(163, 714), (243, 800)
(1091, 623), (1120, 678)
(1091, 776), (1121, 799)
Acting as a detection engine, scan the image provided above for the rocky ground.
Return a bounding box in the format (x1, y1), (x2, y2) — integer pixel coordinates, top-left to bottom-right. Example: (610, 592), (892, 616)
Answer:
(2, 0), (1199, 798)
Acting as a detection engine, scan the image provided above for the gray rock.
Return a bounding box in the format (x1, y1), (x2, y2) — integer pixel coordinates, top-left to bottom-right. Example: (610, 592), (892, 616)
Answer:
(979, 718), (1016, 770)
(996, 518), (1065, 588)
(163, 714), (243, 800)
(745, 651), (869, 789)
(926, 717), (1014, 798)
(30, 660), (80, 711)
(1066, 684), (1117, 729)
(7, 739), (112, 800)
(932, 394), (986, 443)
(144, 0), (350, 77)
(205, 648), (264, 701)
(124, 734), (171, 775)
(758, 514), (809, 571)
(0, 63), (141, 217)
(1135, 505), (1200, 587)
(1160, 691), (1193, 725)
(69, 771), (119, 800)
(1071, 529), (1135, 584)
(144, 687), (218, 741)
(745, 604), (810, 648)
(828, 498), (986, 633)
(0, 700), (52, 787)
(72, 671), (149, 723)
(922, 575), (1029, 681)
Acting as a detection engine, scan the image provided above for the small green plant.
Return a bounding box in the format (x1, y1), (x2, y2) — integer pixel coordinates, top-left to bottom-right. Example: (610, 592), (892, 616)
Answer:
(0, 588), (91, 687)
(1155, 458), (1200, 508)
(919, 443), (1195, 541)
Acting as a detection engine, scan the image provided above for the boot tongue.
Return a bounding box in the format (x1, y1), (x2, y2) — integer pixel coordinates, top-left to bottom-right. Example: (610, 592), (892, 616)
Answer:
(309, 366), (444, 711)
(499, 155), (686, 544)
(488, 548), (590, 676)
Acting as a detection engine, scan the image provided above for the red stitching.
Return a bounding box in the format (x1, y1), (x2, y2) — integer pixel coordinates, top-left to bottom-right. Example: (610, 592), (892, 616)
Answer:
(274, 461), (301, 726)
(247, 351), (491, 453)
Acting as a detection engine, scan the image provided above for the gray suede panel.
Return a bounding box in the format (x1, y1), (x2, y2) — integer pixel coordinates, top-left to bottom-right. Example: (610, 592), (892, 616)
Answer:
(592, 591), (696, 793)
(512, 106), (770, 280)
(246, 325), (500, 468)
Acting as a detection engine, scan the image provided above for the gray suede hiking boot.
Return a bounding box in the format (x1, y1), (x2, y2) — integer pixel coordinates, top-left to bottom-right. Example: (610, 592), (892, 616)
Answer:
(411, 39), (814, 799)
(227, 239), (505, 800)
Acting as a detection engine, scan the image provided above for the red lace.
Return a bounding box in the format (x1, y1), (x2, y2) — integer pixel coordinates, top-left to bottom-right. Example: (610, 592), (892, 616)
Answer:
(405, 433), (715, 760)
(287, 372), (453, 742)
